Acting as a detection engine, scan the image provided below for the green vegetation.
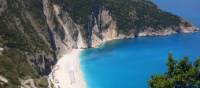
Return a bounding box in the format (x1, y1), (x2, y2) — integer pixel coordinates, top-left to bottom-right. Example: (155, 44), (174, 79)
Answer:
(0, 0), (52, 87)
(0, 49), (37, 87)
(103, 0), (181, 34)
(58, 0), (181, 34)
(149, 53), (200, 88)
(35, 77), (49, 88)
(0, 0), (185, 87)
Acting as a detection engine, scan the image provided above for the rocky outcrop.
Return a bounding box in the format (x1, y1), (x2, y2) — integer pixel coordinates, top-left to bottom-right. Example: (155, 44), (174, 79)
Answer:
(0, 75), (8, 86)
(43, 0), (88, 58)
(138, 23), (198, 37)
(0, 0), (7, 16)
(89, 9), (119, 47)
(20, 79), (37, 88)
(43, 0), (68, 58)
(0, 47), (3, 55)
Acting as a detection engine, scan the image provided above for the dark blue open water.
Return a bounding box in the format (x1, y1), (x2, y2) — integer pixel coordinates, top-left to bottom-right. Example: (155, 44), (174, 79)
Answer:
(80, 0), (200, 88)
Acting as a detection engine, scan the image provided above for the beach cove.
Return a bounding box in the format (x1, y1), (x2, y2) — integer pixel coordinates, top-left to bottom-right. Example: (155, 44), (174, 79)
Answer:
(48, 49), (87, 88)
(48, 0), (200, 88)
(80, 0), (200, 88)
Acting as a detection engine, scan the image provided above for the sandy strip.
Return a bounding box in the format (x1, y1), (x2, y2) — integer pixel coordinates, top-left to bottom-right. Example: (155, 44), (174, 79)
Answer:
(48, 49), (87, 88)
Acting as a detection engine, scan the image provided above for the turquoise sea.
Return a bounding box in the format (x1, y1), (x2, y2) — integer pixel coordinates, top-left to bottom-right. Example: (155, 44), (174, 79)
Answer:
(80, 0), (200, 88)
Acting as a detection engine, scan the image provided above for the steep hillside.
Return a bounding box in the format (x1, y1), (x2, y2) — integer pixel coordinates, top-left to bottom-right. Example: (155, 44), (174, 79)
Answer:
(47, 0), (197, 48)
(0, 0), (198, 87)
(0, 0), (55, 87)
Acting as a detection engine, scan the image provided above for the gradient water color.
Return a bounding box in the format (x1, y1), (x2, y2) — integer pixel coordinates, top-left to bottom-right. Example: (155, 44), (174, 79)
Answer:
(81, 0), (200, 88)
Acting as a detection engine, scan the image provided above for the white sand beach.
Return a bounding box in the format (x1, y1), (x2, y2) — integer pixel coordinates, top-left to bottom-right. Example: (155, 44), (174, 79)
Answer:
(48, 49), (87, 88)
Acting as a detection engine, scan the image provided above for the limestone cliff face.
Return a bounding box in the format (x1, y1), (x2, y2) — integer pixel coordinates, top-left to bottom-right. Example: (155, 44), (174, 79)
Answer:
(42, 1), (125, 51)
(42, 0), (198, 52)
(88, 9), (119, 47)
(43, 0), (88, 57)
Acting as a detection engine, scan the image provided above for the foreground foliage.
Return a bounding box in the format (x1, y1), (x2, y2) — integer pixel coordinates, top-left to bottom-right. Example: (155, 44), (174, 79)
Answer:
(149, 53), (200, 88)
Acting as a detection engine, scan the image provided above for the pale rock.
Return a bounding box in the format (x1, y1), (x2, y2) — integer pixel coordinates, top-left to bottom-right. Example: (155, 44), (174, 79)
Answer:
(20, 79), (37, 88)
(0, 47), (3, 55)
(138, 27), (177, 36)
(0, 75), (8, 85)
(43, 0), (69, 57)
(0, 0), (7, 16)
(179, 24), (198, 33)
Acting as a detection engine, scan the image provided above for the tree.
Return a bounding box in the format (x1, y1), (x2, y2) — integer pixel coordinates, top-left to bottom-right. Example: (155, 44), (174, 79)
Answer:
(167, 53), (176, 76)
(149, 75), (174, 88)
(194, 57), (200, 69)
(149, 55), (200, 88)
(176, 57), (192, 73)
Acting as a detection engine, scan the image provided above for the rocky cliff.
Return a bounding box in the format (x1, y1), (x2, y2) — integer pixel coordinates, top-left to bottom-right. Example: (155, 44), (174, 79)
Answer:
(0, 0), (198, 87)
(43, 0), (198, 52)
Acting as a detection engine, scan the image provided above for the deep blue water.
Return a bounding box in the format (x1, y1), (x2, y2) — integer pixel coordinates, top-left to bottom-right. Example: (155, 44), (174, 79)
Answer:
(80, 0), (200, 88)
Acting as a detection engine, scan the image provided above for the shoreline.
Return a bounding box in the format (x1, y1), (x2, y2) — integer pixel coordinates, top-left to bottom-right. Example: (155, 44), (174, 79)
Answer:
(47, 31), (199, 88)
(91, 30), (199, 48)
(48, 49), (87, 88)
